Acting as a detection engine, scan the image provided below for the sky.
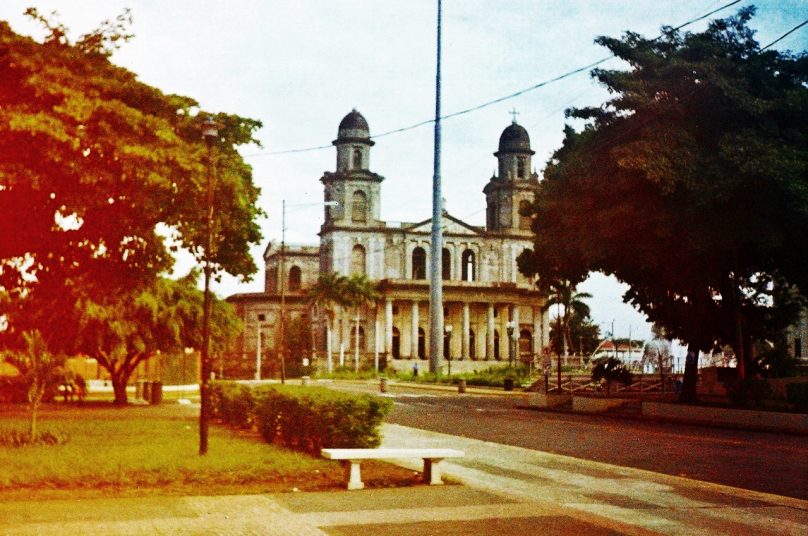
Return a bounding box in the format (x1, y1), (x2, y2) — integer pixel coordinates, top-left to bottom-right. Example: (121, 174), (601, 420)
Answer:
(3, 1), (806, 344)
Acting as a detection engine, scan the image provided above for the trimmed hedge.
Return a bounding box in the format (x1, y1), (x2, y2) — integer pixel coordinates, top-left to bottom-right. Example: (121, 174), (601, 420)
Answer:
(786, 382), (808, 411)
(210, 382), (392, 455)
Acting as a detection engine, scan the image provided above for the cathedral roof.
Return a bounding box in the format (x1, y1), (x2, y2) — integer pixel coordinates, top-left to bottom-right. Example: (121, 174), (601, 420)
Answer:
(338, 109), (369, 134)
(496, 122), (534, 154)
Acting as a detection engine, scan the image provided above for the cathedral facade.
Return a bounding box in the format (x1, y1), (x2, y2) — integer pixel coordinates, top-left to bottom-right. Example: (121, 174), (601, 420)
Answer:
(227, 110), (549, 375)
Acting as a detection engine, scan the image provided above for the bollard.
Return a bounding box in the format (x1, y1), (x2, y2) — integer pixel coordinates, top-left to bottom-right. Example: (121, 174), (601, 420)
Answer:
(150, 381), (162, 405)
(301, 376), (310, 386)
(457, 379), (467, 394)
(379, 377), (388, 393)
(142, 380), (151, 402)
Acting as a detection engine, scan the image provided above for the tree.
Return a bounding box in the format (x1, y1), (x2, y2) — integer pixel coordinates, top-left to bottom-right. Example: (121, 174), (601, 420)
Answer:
(549, 312), (600, 357)
(519, 8), (808, 402)
(307, 273), (351, 371)
(0, 12), (262, 401)
(542, 279), (592, 357)
(343, 274), (379, 370)
(0, 15), (261, 302)
(1, 331), (64, 438)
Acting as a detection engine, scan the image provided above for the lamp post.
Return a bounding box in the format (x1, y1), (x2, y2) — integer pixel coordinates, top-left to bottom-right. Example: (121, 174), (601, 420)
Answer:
(278, 200), (339, 384)
(199, 116), (220, 456)
(506, 320), (515, 368)
(444, 324), (453, 376)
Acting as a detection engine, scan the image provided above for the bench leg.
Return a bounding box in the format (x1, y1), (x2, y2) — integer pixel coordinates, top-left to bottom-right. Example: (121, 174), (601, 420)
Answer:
(423, 458), (445, 485)
(343, 460), (364, 490)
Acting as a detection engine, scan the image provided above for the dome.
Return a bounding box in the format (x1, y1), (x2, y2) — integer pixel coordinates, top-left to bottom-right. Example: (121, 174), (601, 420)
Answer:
(496, 122), (534, 154)
(338, 109), (369, 136)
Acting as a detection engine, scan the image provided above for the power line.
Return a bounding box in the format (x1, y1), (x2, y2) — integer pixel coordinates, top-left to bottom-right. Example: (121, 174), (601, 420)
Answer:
(245, 0), (743, 158)
(760, 18), (808, 51)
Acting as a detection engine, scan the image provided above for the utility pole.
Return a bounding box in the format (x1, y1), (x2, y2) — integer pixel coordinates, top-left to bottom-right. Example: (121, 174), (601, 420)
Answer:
(428, 0), (444, 374)
(279, 199), (287, 384)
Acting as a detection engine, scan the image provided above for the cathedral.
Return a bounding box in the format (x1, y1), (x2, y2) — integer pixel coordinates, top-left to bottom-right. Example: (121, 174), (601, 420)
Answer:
(227, 109), (550, 375)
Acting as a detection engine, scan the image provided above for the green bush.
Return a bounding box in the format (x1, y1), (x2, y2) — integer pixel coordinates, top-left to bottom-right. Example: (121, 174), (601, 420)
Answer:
(0, 429), (69, 447)
(209, 382), (257, 429)
(591, 357), (633, 390)
(786, 382), (808, 411)
(724, 377), (773, 408)
(253, 385), (392, 455)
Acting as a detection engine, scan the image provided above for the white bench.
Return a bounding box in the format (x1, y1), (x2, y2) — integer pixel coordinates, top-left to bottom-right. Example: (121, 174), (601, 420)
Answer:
(321, 448), (464, 490)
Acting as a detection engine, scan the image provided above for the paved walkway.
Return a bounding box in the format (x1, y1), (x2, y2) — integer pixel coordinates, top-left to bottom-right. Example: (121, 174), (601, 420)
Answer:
(1, 422), (805, 535)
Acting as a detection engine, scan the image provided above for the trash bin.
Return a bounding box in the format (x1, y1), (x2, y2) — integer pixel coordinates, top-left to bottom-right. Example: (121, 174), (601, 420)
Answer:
(142, 380), (152, 402)
(503, 378), (514, 391)
(150, 381), (162, 405)
(457, 379), (467, 394)
(380, 377), (388, 393)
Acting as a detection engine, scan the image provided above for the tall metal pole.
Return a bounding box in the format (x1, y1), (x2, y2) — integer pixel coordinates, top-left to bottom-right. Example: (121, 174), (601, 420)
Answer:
(428, 0), (443, 374)
(279, 199), (287, 384)
(199, 117), (218, 456)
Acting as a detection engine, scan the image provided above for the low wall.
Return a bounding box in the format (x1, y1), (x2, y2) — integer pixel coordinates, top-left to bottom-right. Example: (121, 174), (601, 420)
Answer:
(572, 396), (634, 413)
(528, 393), (571, 408)
(386, 358), (511, 375)
(642, 401), (808, 434)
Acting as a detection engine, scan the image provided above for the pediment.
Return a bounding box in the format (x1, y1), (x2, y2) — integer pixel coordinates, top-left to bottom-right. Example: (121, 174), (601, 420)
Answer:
(405, 212), (484, 236)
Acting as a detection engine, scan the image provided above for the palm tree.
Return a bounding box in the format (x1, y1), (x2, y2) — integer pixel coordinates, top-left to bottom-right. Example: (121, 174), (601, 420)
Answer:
(543, 279), (592, 358)
(342, 274), (379, 371)
(307, 273), (350, 373)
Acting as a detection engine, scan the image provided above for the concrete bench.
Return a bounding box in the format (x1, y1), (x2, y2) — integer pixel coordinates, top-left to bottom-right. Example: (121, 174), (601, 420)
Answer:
(321, 448), (464, 490)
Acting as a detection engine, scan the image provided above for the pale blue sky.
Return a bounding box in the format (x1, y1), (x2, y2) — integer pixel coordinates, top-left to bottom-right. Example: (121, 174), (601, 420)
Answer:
(4, 1), (806, 342)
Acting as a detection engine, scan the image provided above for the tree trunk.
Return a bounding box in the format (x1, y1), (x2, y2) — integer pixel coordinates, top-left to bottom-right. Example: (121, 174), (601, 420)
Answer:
(679, 342), (699, 403)
(112, 374), (128, 405)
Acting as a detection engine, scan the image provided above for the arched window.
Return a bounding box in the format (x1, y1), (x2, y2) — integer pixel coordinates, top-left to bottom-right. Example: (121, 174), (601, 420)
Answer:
(352, 190), (367, 222)
(352, 147), (362, 169)
(266, 267), (278, 292)
(494, 330), (501, 360)
(442, 248), (451, 280)
(288, 265), (301, 291)
(519, 329), (533, 363)
(461, 250), (475, 281)
(469, 329), (476, 360)
(517, 157), (526, 179)
(392, 327), (401, 359)
(519, 199), (532, 230)
(418, 327), (426, 359)
(350, 244), (366, 275)
(412, 247), (426, 279)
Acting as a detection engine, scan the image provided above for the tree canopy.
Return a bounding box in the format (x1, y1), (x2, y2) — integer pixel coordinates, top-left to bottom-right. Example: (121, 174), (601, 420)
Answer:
(518, 8), (808, 394)
(0, 12), (263, 299)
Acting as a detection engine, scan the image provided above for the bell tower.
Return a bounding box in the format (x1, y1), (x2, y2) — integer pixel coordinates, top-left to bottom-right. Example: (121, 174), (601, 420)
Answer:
(483, 114), (539, 234)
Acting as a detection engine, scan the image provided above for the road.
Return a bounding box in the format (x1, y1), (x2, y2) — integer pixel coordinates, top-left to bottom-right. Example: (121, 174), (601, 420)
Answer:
(329, 381), (808, 501)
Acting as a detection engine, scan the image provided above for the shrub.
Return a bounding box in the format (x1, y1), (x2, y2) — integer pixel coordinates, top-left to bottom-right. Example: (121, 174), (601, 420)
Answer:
(591, 357), (633, 393)
(0, 429), (69, 447)
(724, 377), (773, 408)
(253, 385), (392, 455)
(209, 382), (257, 429)
(786, 382), (808, 411)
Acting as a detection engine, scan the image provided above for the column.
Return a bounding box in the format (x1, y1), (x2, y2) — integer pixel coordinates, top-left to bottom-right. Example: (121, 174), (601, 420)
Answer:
(542, 308), (551, 348)
(462, 302), (470, 360)
(511, 305), (520, 362)
(385, 299), (393, 355)
(486, 303), (495, 360)
(411, 300), (419, 358)
(532, 306), (541, 362)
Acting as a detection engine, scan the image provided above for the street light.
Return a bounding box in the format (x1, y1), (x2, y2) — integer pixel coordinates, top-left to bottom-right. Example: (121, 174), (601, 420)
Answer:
(444, 324), (453, 376)
(506, 320), (516, 367)
(199, 115), (221, 456)
(278, 199), (339, 384)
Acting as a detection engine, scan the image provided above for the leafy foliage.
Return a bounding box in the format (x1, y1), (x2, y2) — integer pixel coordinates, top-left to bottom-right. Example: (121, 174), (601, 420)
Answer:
(210, 383), (392, 455)
(591, 357), (633, 391)
(518, 8), (808, 400)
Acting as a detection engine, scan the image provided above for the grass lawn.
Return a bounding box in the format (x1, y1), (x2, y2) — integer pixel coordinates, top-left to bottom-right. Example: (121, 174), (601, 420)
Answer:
(0, 402), (419, 500)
